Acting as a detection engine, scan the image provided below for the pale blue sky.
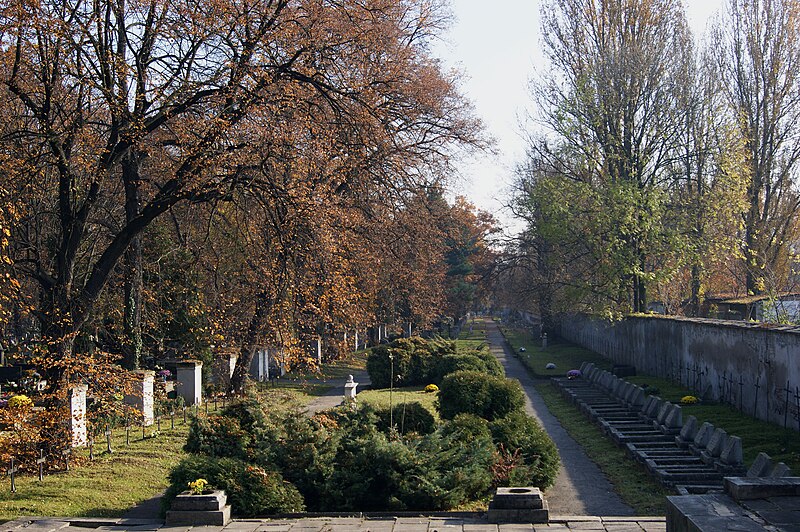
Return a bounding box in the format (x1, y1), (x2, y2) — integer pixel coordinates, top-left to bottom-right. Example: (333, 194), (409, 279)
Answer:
(432, 1), (725, 232)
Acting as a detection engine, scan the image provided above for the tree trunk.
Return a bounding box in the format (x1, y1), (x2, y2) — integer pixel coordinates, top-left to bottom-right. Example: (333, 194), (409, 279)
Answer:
(230, 290), (270, 394)
(122, 151), (143, 370)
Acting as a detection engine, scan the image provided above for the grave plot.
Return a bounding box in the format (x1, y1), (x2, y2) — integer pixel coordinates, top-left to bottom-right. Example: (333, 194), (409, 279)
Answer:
(549, 362), (789, 495)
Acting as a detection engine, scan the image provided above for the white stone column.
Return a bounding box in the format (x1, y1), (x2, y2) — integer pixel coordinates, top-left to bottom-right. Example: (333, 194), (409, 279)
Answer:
(176, 360), (203, 405)
(228, 354), (237, 378)
(354, 331), (359, 352)
(124, 370), (155, 426)
(315, 336), (322, 364)
(69, 384), (88, 448)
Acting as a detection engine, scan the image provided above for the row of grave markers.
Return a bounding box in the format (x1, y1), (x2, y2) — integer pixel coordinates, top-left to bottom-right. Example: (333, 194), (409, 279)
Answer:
(69, 360), (203, 447)
(7, 392), (227, 493)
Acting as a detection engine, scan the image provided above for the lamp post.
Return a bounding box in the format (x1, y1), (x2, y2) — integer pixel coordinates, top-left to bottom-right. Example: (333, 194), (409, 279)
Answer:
(388, 353), (394, 430)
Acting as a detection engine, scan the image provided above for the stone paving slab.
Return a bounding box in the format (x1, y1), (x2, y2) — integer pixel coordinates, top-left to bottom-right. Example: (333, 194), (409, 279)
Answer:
(2, 517), (667, 532)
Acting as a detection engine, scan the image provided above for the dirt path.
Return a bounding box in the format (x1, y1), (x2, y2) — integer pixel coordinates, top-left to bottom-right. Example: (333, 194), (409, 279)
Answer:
(482, 318), (635, 516)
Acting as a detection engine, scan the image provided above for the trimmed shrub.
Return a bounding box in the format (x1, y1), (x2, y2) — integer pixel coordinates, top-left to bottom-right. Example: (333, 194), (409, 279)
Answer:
(437, 371), (524, 421)
(367, 344), (411, 389)
(440, 413), (491, 443)
(429, 354), (489, 384)
(165, 455), (305, 516)
(471, 349), (504, 377)
(322, 421), (495, 511)
(322, 431), (415, 510)
(184, 414), (250, 460)
(375, 401), (436, 435)
(400, 425), (495, 510)
(489, 411), (560, 489)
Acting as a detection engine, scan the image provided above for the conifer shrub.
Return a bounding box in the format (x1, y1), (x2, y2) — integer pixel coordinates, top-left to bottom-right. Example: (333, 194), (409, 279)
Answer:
(489, 410), (560, 489)
(165, 455), (305, 516)
(367, 336), (501, 388)
(184, 414), (251, 460)
(375, 401), (436, 435)
(436, 370), (524, 421)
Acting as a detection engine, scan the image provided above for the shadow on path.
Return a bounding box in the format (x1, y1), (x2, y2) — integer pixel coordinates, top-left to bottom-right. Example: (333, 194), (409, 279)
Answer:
(482, 318), (634, 516)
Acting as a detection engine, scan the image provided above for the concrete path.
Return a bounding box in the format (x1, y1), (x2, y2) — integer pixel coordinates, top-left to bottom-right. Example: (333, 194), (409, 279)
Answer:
(304, 371), (371, 416)
(2, 515), (666, 531)
(481, 319), (635, 517)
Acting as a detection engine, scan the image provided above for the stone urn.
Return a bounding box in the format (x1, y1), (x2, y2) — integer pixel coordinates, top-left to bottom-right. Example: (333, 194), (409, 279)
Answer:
(165, 489), (231, 526)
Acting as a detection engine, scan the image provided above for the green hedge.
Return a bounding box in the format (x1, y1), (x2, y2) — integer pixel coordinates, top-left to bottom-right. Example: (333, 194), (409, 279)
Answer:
(436, 370), (524, 421)
(366, 336), (500, 388)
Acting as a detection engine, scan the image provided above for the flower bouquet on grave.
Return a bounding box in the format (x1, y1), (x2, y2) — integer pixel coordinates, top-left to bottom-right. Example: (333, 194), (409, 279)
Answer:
(188, 478), (210, 495)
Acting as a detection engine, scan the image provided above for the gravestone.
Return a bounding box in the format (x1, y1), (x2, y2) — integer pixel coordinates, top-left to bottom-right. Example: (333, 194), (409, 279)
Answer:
(676, 416), (699, 447)
(69, 384), (88, 447)
(249, 348), (269, 382)
(747, 452), (773, 477)
(315, 336), (322, 365)
(176, 360), (203, 406)
(702, 428), (728, 462)
(720, 436), (743, 467)
(692, 422), (715, 452)
(124, 370), (154, 427)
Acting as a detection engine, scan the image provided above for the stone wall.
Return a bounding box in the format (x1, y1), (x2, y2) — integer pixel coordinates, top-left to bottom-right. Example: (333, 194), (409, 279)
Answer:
(558, 314), (800, 429)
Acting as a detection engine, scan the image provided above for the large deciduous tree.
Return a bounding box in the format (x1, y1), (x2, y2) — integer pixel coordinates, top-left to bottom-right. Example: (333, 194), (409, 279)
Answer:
(0, 0), (481, 400)
(712, 0), (800, 296)
(524, 0), (690, 313)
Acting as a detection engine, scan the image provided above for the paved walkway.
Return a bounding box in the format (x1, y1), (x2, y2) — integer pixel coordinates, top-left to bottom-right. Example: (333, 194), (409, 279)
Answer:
(304, 370), (371, 416)
(481, 319), (634, 517)
(3, 515), (666, 531)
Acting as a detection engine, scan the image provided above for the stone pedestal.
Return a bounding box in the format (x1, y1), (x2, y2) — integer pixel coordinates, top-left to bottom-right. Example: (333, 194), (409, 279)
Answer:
(344, 375), (358, 402)
(124, 370), (154, 426)
(176, 360), (203, 406)
(166, 490), (231, 526)
(69, 384), (88, 448)
(488, 487), (549, 524)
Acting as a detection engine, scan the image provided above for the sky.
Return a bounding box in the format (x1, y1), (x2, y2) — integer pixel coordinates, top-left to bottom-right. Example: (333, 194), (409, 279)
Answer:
(432, 0), (726, 233)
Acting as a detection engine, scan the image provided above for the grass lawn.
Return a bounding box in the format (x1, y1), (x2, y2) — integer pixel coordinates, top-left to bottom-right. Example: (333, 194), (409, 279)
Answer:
(501, 327), (612, 378)
(534, 383), (670, 515)
(0, 413), (195, 521)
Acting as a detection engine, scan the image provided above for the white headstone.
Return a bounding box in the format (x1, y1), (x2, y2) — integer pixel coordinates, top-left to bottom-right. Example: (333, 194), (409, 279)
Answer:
(176, 360), (203, 406)
(69, 384), (88, 448)
(124, 370), (155, 426)
(228, 354), (237, 378)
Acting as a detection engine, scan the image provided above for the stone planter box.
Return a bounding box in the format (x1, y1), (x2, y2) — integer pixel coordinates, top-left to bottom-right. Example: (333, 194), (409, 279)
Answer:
(165, 489), (231, 526)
